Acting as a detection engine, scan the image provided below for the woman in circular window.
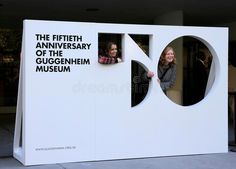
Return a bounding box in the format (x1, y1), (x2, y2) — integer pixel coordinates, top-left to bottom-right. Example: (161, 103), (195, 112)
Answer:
(158, 46), (177, 94)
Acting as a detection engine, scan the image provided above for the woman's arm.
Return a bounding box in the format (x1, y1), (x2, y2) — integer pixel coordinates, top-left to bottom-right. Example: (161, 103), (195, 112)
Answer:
(160, 65), (176, 90)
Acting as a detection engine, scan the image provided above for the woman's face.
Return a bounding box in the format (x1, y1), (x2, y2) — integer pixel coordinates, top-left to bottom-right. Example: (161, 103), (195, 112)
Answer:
(165, 49), (175, 64)
(108, 44), (118, 57)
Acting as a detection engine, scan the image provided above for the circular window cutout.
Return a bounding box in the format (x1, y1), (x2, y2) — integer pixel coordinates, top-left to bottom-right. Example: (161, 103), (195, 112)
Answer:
(158, 36), (215, 106)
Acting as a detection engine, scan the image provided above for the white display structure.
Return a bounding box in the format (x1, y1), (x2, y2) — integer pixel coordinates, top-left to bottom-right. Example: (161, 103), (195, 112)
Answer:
(14, 20), (228, 166)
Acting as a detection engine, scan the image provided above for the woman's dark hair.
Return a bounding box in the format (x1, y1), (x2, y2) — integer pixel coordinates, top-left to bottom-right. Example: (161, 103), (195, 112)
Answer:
(105, 42), (117, 52)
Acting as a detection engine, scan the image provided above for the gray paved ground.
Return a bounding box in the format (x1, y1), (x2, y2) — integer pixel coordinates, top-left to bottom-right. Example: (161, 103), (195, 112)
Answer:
(1, 113), (236, 169)
(1, 152), (236, 169)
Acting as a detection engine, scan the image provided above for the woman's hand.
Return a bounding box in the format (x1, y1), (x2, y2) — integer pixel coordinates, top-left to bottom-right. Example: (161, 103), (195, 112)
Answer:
(117, 58), (122, 63)
(147, 71), (154, 78)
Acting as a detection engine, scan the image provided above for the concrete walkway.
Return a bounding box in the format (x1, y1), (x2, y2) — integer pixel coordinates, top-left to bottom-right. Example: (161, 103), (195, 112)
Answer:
(1, 113), (236, 169)
(1, 152), (236, 169)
